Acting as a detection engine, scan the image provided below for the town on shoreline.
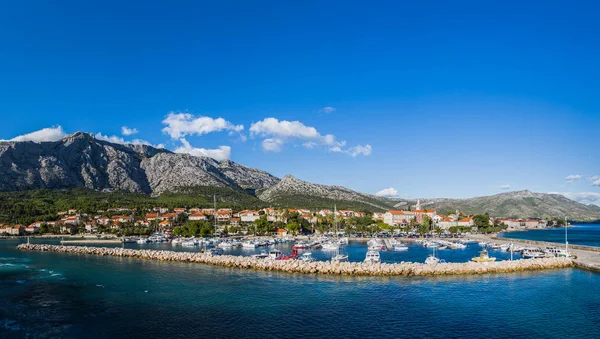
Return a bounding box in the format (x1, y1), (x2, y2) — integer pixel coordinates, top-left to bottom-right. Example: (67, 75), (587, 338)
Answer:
(1, 199), (569, 238)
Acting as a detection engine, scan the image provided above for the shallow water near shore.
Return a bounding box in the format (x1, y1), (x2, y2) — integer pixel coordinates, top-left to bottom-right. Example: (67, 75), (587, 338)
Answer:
(2, 238), (600, 338)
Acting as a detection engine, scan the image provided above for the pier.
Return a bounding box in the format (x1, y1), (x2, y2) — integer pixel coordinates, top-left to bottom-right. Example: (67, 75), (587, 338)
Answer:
(17, 243), (572, 277)
(472, 234), (600, 273)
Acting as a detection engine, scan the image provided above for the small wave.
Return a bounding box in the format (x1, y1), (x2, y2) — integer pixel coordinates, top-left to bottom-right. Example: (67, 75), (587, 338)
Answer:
(16, 280), (25, 284)
(1, 318), (21, 331)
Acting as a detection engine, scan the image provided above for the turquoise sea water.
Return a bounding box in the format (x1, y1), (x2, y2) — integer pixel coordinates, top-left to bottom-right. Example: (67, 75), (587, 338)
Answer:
(2, 238), (600, 338)
(500, 223), (600, 247)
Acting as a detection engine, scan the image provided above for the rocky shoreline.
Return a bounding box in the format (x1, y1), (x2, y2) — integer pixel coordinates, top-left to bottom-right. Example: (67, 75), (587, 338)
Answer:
(16, 244), (574, 276)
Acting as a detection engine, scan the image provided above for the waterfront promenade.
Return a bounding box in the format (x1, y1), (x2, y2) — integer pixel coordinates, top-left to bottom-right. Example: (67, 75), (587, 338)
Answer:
(17, 243), (572, 277)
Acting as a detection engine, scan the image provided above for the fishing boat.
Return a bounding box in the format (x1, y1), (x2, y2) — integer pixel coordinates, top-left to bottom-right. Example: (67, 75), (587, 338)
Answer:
(364, 250), (381, 263)
(471, 249), (496, 263)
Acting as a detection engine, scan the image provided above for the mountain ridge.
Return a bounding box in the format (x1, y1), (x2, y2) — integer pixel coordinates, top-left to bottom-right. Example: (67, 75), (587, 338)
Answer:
(1, 132), (599, 221)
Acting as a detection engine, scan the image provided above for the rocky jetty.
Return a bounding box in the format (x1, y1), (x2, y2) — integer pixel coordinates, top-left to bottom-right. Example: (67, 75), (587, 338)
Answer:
(17, 244), (574, 276)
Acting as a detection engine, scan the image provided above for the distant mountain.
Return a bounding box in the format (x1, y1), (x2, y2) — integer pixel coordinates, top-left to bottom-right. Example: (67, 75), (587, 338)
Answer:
(430, 190), (600, 221)
(0, 132), (279, 195)
(258, 175), (399, 211)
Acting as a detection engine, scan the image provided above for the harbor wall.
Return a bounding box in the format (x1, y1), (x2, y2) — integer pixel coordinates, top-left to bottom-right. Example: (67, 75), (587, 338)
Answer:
(17, 244), (573, 277)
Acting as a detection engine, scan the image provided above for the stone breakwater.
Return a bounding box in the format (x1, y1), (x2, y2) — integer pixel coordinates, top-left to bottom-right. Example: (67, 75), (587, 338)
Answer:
(17, 244), (573, 276)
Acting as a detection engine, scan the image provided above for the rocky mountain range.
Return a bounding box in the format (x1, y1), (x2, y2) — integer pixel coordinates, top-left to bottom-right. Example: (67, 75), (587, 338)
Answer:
(258, 175), (399, 210)
(429, 190), (600, 221)
(0, 132), (279, 195)
(1, 132), (599, 221)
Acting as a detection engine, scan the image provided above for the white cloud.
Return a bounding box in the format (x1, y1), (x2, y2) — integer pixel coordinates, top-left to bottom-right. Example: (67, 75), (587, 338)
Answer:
(121, 126), (138, 136)
(3, 126), (67, 142)
(95, 133), (164, 149)
(174, 138), (231, 160)
(551, 192), (600, 206)
(319, 106), (336, 114)
(375, 187), (398, 197)
(499, 184), (511, 190)
(95, 133), (126, 144)
(262, 138), (284, 152)
(162, 112), (243, 139)
(249, 117), (371, 156)
(565, 174), (582, 182)
(593, 179), (600, 187)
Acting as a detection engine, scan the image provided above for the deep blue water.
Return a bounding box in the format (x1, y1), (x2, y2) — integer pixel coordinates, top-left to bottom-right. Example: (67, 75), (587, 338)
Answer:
(2, 238), (600, 338)
(500, 223), (600, 247)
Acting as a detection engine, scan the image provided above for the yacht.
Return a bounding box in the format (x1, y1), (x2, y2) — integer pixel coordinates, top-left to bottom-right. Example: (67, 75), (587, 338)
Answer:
(471, 249), (496, 263)
(364, 250), (381, 263)
(136, 238), (149, 244)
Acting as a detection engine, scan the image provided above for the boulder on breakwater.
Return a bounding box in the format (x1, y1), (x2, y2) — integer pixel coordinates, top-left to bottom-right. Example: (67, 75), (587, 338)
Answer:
(16, 244), (574, 277)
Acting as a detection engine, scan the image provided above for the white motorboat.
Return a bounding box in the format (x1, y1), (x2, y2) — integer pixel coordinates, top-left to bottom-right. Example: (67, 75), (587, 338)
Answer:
(181, 240), (196, 247)
(545, 247), (570, 258)
(331, 253), (349, 262)
(364, 250), (381, 263)
(242, 241), (258, 249)
(392, 243), (409, 251)
(426, 241), (440, 248)
(218, 241), (234, 248)
(251, 250), (269, 259)
(450, 242), (467, 250)
(136, 238), (149, 244)
(300, 252), (315, 262)
(321, 241), (340, 251)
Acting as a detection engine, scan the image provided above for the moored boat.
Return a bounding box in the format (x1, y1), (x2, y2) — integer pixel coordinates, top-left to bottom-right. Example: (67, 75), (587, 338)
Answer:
(471, 249), (496, 263)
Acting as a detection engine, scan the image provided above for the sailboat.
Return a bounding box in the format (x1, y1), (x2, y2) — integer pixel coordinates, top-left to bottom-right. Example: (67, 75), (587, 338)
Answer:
(331, 205), (349, 263)
(424, 205), (442, 264)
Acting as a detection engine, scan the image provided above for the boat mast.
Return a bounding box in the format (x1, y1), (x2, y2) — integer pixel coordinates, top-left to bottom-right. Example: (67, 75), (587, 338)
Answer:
(213, 195), (218, 234)
(565, 215), (568, 255)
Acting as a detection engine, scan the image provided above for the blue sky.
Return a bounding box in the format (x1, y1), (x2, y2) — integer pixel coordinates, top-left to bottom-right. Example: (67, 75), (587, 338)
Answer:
(1, 1), (599, 204)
